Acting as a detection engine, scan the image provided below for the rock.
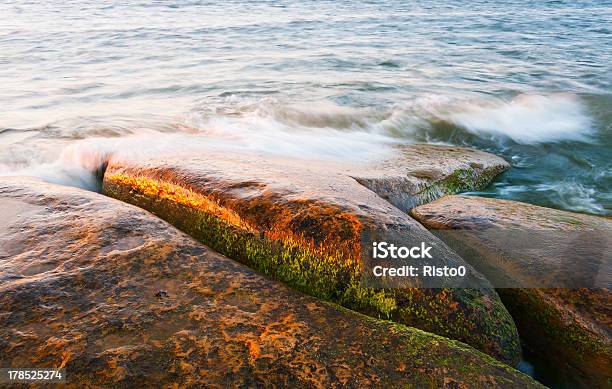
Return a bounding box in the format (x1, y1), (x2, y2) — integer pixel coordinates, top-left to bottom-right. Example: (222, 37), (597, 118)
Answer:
(102, 145), (521, 364)
(0, 178), (541, 388)
(410, 195), (611, 387)
(354, 144), (510, 211)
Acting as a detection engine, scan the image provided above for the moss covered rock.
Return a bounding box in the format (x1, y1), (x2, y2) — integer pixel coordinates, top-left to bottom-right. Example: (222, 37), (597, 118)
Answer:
(354, 144), (510, 211)
(411, 195), (611, 387)
(0, 178), (541, 388)
(102, 145), (520, 365)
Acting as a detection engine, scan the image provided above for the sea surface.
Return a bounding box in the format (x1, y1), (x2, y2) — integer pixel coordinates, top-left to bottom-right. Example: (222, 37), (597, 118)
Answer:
(1, 0), (611, 216)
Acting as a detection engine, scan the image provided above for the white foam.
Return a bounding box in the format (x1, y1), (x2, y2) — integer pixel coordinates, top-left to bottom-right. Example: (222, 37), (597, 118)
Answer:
(181, 99), (399, 161)
(252, 99), (385, 129)
(447, 94), (594, 144)
(534, 182), (606, 214)
(0, 94), (598, 194)
(0, 137), (119, 191)
(0, 106), (399, 191)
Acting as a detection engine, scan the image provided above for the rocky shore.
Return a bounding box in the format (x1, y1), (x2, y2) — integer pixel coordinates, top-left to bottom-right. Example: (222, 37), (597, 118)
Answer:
(102, 145), (521, 365)
(0, 178), (540, 388)
(1, 143), (608, 387)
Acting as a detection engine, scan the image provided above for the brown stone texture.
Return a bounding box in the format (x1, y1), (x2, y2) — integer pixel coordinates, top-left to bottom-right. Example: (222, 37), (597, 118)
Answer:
(101, 145), (521, 364)
(411, 195), (611, 388)
(0, 178), (541, 388)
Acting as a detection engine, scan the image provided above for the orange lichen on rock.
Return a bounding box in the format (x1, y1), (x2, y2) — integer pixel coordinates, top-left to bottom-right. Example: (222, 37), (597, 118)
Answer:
(106, 172), (363, 268)
(264, 201), (363, 266)
(102, 152), (522, 366)
(106, 173), (254, 232)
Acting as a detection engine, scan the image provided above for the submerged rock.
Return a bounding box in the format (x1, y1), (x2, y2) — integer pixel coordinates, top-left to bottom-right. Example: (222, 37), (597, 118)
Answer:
(102, 144), (521, 364)
(0, 178), (541, 388)
(411, 195), (611, 387)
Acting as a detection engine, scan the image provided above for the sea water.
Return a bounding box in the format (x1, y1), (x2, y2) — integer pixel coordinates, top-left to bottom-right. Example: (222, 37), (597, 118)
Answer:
(1, 0), (610, 216)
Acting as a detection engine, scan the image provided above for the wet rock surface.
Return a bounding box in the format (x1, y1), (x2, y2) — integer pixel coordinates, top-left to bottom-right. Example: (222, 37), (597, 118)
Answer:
(411, 195), (611, 388)
(354, 144), (510, 211)
(0, 178), (541, 388)
(102, 145), (521, 364)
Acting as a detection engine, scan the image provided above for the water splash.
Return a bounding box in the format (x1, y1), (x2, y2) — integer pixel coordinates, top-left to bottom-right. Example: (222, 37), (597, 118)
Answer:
(0, 93), (607, 216)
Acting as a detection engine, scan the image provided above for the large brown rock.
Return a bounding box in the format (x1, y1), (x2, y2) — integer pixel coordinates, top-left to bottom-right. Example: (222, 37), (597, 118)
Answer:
(410, 195), (612, 388)
(0, 178), (541, 388)
(102, 144), (521, 364)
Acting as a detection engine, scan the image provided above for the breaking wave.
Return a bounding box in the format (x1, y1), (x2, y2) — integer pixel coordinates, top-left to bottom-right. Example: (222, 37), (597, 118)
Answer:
(445, 94), (594, 144)
(189, 93), (595, 145)
(0, 92), (607, 215)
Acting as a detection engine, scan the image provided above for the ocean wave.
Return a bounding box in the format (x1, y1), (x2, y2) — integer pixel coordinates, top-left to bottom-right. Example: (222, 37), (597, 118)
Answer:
(445, 94), (594, 144)
(191, 93), (595, 146)
(0, 93), (606, 218)
(182, 99), (400, 161)
(533, 181), (607, 215)
(0, 118), (397, 192)
(250, 99), (388, 130)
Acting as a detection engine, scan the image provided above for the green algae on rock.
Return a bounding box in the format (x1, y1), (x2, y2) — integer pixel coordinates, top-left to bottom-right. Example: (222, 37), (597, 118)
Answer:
(354, 144), (510, 211)
(102, 145), (521, 365)
(410, 195), (612, 388)
(0, 177), (542, 388)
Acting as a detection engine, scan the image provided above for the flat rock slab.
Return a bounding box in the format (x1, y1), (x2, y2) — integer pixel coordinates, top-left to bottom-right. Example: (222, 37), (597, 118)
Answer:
(411, 195), (611, 387)
(354, 144), (510, 211)
(0, 178), (540, 388)
(102, 145), (520, 364)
